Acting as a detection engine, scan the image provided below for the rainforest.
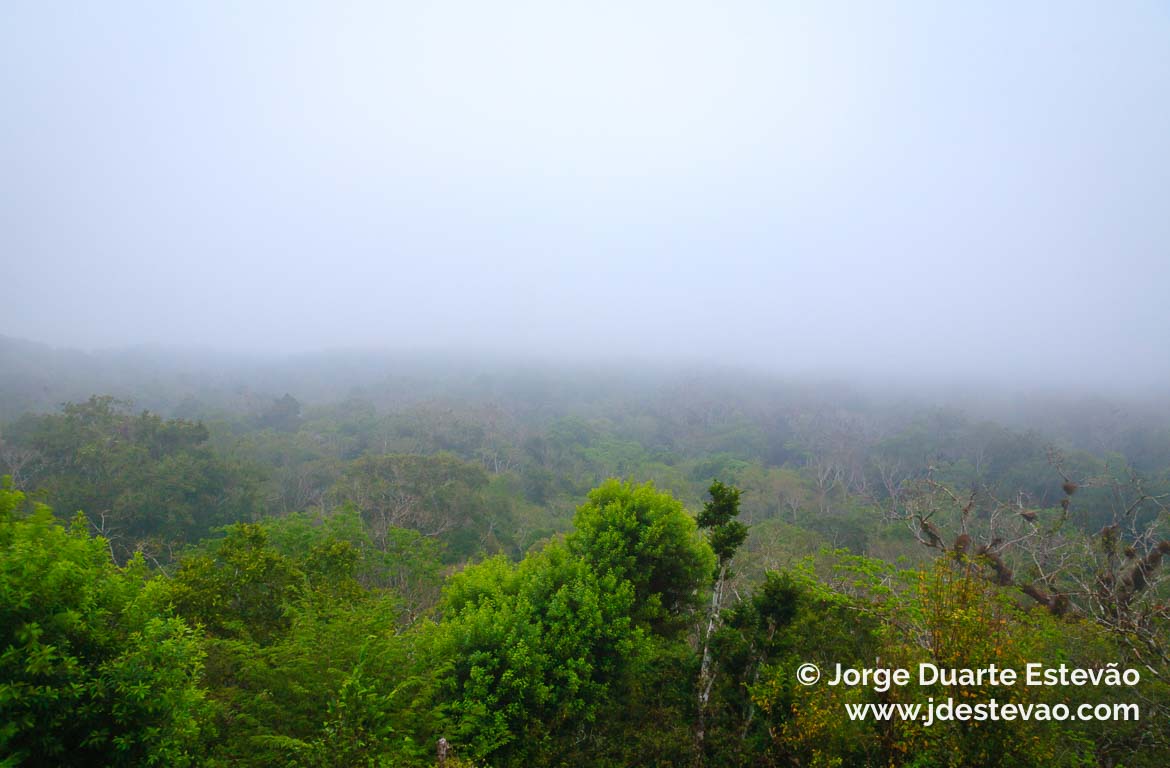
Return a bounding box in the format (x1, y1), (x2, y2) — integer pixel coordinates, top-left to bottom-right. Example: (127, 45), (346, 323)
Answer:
(3, 2), (1168, 765)
(2, 345), (1169, 766)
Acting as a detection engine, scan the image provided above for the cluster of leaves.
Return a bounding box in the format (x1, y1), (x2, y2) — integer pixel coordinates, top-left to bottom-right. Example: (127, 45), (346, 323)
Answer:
(0, 480), (206, 766)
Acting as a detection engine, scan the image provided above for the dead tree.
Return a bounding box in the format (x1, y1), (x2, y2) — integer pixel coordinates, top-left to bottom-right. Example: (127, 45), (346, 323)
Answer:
(886, 457), (1170, 682)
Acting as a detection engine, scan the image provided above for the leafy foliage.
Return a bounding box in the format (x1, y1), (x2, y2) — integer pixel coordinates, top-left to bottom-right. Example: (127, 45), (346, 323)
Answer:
(0, 480), (206, 766)
(432, 543), (646, 766)
(568, 479), (714, 636)
(3, 374), (1170, 766)
(3, 397), (260, 560)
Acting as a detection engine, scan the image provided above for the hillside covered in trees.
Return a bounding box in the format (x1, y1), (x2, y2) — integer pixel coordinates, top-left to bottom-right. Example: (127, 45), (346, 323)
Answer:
(6, 0), (1170, 764)
(2, 346), (1169, 766)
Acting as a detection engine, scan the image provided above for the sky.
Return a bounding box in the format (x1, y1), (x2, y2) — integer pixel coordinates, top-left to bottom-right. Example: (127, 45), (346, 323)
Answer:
(2, 1), (1168, 390)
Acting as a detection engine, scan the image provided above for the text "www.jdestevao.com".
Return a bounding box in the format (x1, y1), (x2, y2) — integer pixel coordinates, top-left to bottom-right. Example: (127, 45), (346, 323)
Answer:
(795, 662), (1142, 726)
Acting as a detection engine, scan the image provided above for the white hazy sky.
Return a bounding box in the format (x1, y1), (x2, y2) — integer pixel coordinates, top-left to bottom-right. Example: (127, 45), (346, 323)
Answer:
(2, 1), (1168, 388)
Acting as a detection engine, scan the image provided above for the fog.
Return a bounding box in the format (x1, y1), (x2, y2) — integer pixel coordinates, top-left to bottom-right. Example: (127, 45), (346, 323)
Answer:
(2, 1), (1168, 393)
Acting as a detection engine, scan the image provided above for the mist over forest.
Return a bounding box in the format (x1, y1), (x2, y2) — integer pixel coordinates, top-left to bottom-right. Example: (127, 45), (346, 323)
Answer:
(4, 3), (1170, 390)
(2, 1), (1170, 766)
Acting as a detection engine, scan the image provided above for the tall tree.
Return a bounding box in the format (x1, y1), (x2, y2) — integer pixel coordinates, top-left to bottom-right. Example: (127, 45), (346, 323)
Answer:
(694, 479), (748, 764)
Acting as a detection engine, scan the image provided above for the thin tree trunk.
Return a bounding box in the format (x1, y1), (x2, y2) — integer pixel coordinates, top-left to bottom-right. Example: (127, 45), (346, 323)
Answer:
(694, 563), (727, 766)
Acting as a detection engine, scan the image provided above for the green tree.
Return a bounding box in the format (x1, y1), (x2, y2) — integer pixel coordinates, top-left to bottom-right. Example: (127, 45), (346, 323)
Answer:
(260, 506), (443, 624)
(694, 480), (748, 764)
(258, 393), (303, 433)
(567, 479), (714, 636)
(0, 479), (206, 767)
(169, 523), (303, 644)
(702, 571), (806, 766)
(432, 543), (645, 767)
